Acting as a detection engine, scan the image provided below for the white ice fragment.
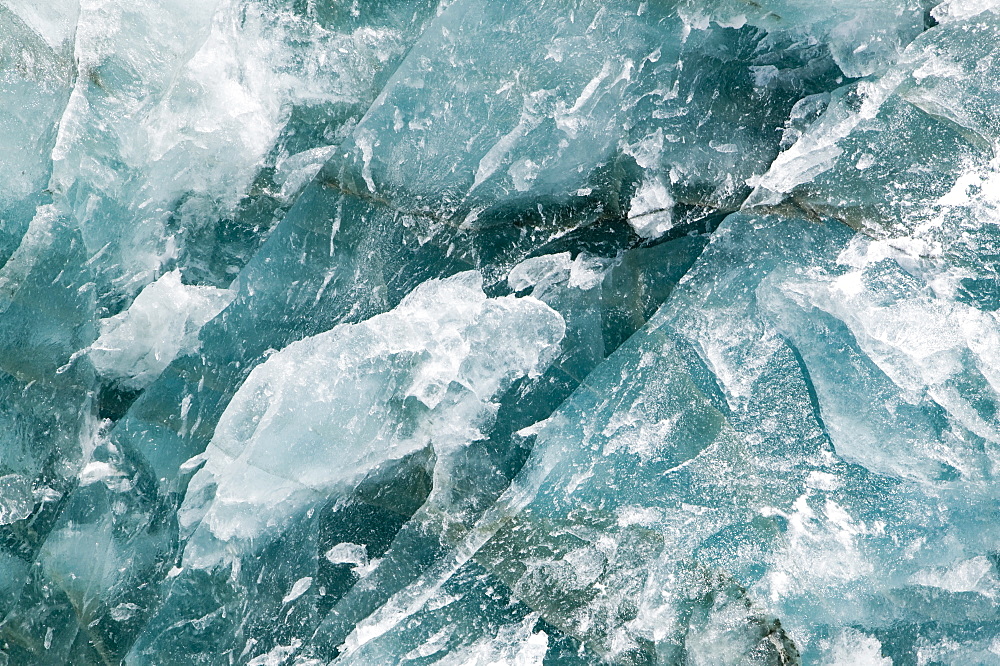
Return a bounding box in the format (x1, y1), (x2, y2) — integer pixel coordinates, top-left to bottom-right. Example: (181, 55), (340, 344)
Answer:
(806, 471), (842, 491)
(554, 59), (614, 140)
(508, 252), (607, 299)
(325, 542), (368, 566)
(508, 159), (541, 192)
(78, 461), (125, 487)
(472, 93), (546, 191)
(88, 270), (235, 389)
(247, 639), (302, 666)
(507, 253), (572, 293)
(628, 176), (675, 239)
(356, 130), (377, 192)
(421, 614), (548, 666)
(2, 0), (80, 49)
(179, 452), (208, 475)
(567, 254), (607, 291)
(179, 272), (564, 568)
(932, 0), (1000, 23)
(911, 556), (997, 595)
(282, 577), (313, 605)
(709, 140), (738, 153)
(110, 602), (141, 622)
(273, 145), (338, 202)
(0, 475), (34, 525)
(761, 494), (877, 603)
(745, 71), (905, 206)
(819, 629), (891, 666)
(855, 153), (875, 170)
(49, 2), (412, 295)
(32, 487), (62, 504)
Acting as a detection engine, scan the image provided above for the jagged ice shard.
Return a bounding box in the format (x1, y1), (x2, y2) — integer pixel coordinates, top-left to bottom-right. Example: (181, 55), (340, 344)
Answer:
(3, 0), (1000, 663)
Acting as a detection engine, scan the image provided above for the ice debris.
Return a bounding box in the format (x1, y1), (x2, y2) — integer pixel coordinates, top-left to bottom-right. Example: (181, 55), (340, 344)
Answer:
(2, 0), (1000, 664)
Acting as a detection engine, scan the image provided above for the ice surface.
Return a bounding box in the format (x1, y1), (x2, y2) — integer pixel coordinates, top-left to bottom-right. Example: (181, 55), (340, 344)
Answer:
(88, 270), (234, 389)
(2, 0), (1000, 664)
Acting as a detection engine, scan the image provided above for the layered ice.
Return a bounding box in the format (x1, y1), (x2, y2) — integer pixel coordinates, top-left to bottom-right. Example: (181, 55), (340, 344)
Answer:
(3, 0), (1000, 664)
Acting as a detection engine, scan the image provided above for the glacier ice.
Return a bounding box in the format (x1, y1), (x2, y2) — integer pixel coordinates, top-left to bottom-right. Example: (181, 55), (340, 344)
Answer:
(3, 0), (1000, 664)
(88, 270), (234, 390)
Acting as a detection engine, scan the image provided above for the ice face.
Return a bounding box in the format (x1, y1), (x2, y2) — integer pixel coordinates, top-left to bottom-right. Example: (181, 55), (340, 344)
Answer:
(3, 0), (1000, 664)
(0, 5), (74, 264)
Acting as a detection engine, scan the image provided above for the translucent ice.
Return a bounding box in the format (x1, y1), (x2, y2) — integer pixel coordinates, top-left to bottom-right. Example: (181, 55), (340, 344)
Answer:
(88, 270), (234, 389)
(180, 271), (563, 566)
(5, 0), (1000, 664)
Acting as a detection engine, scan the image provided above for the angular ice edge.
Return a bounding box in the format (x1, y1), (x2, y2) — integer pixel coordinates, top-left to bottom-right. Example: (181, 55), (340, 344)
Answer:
(329, 214), (1000, 665)
(0, 3), (74, 260)
(177, 271), (564, 569)
(325, 0), (842, 232)
(343, 213), (1000, 665)
(758, 232), (1000, 486)
(289, 239), (704, 663)
(663, 214), (1000, 662)
(0, 0), (79, 49)
(744, 5), (1000, 238)
(682, 0), (927, 78)
(48, 0), (440, 303)
(0, 202), (101, 653)
(337, 301), (793, 662)
(88, 270), (234, 389)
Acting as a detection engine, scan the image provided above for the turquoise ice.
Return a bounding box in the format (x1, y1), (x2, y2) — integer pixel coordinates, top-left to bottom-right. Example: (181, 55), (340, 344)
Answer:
(2, 0), (1000, 664)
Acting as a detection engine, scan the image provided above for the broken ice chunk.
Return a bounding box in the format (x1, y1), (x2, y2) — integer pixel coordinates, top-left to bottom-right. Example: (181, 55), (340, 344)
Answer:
(325, 0), (679, 223)
(746, 7), (1000, 246)
(1, 0), (80, 50)
(88, 270), (234, 390)
(0, 474), (34, 525)
(628, 176), (675, 239)
(282, 576), (313, 605)
(0, 4), (74, 262)
(49, 0), (441, 305)
(758, 237), (1000, 486)
(325, 542), (369, 568)
(178, 271), (564, 568)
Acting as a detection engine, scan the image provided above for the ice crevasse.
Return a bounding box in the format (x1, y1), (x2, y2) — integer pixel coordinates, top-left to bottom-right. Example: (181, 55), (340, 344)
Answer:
(3, 0), (1000, 664)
